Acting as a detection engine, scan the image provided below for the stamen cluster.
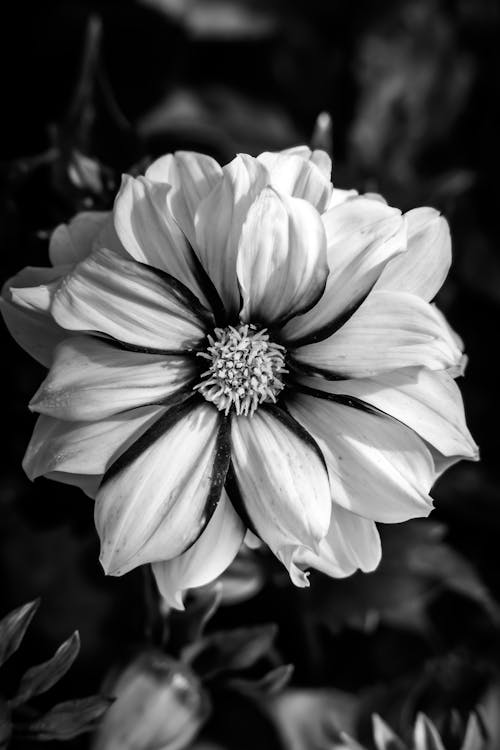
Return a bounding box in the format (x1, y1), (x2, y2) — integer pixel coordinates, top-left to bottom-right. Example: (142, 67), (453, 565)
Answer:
(195, 324), (287, 416)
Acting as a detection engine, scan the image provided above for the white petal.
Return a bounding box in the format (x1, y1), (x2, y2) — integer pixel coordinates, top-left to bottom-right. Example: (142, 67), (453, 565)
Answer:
(30, 337), (196, 420)
(45, 471), (101, 499)
(146, 151), (223, 248)
(24, 405), (165, 480)
(288, 392), (435, 523)
(49, 211), (114, 266)
(2, 266), (70, 366)
(376, 207), (451, 300)
(237, 188), (328, 325)
(96, 403), (221, 575)
(0, 297), (65, 367)
(231, 409), (332, 572)
(152, 492), (245, 609)
(297, 368), (478, 461)
(293, 290), (462, 378)
(282, 199), (405, 343)
(194, 154), (269, 316)
(298, 507), (381, 577)
(113, 175), (208, 303)
(257, 152), (332, 212)
(51, 247), (211, 351)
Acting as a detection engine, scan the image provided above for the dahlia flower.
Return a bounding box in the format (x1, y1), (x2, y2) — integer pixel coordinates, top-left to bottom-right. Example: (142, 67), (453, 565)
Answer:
(1, 146), (478, 608)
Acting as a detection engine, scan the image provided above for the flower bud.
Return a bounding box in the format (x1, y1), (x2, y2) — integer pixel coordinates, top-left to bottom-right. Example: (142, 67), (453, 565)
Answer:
(93, 652), (210, 750)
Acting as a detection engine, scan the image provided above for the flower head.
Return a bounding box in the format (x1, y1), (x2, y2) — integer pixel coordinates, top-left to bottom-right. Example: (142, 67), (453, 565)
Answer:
(1, 145), (478, 608)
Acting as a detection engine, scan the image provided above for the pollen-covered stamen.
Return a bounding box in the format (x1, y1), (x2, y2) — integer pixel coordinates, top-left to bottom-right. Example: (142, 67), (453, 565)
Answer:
(195, 324), (287, 416)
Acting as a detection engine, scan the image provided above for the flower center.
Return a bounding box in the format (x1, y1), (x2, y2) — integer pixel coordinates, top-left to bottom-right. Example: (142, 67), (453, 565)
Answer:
(195, 324), (287, 416)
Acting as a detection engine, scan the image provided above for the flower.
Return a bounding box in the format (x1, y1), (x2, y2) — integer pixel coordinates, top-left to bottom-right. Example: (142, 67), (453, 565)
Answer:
(1, 146), (478, 608)
(92, 652), (209, 750)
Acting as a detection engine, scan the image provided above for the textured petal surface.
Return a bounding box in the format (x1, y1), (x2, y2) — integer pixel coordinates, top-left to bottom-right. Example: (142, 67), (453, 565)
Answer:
(30, 336), (196, 420)
(376, 207), (451, 300)
(114, 175), (208, 304)
(194, 154), (268, 316)
(237, 188), (328, 325)
(51, 248), (211, 351)
(257, 152), (332, 213)
(293, 290), (462, 378)
(282, 198), (406, 343)
(288, 392), (435, 523)
(24, 405), (165, 481)
(146, 150), (223, 248)
(96, 403), (220, 575)
(231, 408), (332, 580)
(152, 492), (245, 609)
(297, 368), (478, 461)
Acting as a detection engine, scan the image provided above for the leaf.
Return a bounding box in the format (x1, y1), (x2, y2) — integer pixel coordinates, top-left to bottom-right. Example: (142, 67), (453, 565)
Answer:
(0, 600), (39, 668)
(23, 696), (112, 741)
(310, 520), (500, 635)
(182, 624), (278, 680)
(228, 664), (294, 697)
(12, 631), (80, 706)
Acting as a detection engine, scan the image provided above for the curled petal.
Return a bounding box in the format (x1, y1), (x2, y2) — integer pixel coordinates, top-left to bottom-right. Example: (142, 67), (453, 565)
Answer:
(146, 151), (223, 248)
(194, 154), (269, 316)
(113, 175), (208, 303)
(96, 403), (223, 575)
(152, 492), (245, 609)
(288, 392), (435, 523)
(297, 368), (478, 461)
(282, 199), (405, 343)
(237, 188), (328, 326)
(257, 152), (332, 212)
(30, 337), (196, 421)
(298, 507), (381, 578)
(230, 408), (332, 579)
(51, 248), (211, 351)
(49, 211), (118, 266)
(2, 266), (70, 366)
(376, 207), (451, 300)
(293, 290), (462, 378)
(24, 405), (165, 481)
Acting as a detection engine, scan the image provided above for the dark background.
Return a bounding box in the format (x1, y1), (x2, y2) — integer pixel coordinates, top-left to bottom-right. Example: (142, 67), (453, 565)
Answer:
(1, 1), (500, 748)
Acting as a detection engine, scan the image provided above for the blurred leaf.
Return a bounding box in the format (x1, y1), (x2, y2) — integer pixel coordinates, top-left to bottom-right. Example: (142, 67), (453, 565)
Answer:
(23, 696), (112, 741)
(373, 714), (407, 750)
(0, 599), (39, 668)
(183, 624), (278, 680)
(12, 631), (80, 706)
(310, 521), (499, 634)
(228, 664), (294, 697)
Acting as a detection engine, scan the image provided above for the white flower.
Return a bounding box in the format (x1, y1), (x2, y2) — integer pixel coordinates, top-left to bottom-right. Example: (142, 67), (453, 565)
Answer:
(1, 146), (478, 608)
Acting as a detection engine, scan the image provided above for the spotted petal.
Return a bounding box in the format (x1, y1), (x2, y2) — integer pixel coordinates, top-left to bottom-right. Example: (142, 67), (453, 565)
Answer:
(288, 392), (435, 523)
(293, 290), (462, 378)
(230, 407), (332, 584)
(152, 491), (245, 609)
(30, 336), (196, 421)
(237, 188), (328, 326)
(51, 248), (212, 352)
(96, 403), (225, 575)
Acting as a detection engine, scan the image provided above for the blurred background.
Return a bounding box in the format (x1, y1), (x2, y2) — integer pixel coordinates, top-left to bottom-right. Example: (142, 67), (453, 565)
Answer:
(1, 1), (500, 748)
